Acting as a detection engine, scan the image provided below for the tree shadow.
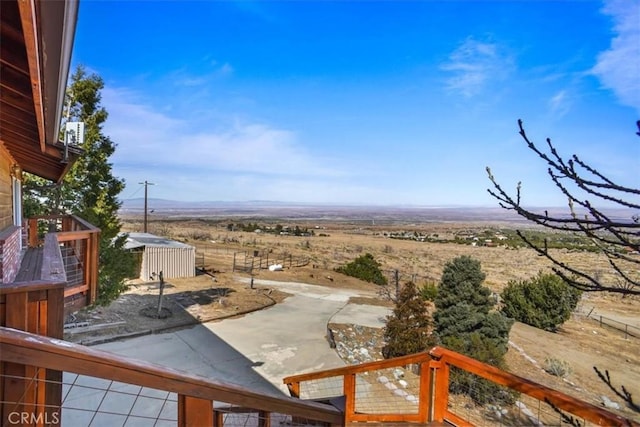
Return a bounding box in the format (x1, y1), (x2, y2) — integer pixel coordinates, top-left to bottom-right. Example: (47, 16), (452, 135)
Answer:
(171, 287), (236, 307)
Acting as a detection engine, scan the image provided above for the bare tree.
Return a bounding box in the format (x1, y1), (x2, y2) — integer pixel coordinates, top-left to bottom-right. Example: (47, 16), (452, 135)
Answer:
(487, 120), (640, 296)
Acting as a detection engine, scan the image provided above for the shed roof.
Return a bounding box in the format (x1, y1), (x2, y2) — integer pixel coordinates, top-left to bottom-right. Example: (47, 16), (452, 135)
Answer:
(123, 233), (194, 250)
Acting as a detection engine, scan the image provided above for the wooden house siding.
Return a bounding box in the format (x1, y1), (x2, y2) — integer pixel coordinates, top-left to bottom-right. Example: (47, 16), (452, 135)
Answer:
(0, 145), (21, 283)
(0, 147), (14, 230)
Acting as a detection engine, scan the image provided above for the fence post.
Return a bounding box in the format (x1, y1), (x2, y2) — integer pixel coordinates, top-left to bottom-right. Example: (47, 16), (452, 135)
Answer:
(394, 270), (399, 301)
(343, 373), (356, 422)
(232, 253), (236, 272)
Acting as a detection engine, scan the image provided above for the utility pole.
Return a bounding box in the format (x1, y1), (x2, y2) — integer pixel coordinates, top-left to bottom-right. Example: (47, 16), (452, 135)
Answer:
(139, 180), (155, 233)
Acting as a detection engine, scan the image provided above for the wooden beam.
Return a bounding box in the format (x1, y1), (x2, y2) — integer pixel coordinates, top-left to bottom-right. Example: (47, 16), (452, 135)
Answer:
(17, 0), (45, 151)
(284, 352), (431, 385)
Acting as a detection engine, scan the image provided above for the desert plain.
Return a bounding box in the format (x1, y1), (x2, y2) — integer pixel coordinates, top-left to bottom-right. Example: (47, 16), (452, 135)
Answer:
(111, 206), (640, 422)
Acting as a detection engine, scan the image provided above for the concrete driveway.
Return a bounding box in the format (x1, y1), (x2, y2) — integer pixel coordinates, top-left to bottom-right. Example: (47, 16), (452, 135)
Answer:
(96, 279), (391, 394)
(60, 280), (390, 425)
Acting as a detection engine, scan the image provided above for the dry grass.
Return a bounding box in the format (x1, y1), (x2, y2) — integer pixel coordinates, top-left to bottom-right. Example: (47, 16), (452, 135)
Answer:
(124, 218), (625, 293)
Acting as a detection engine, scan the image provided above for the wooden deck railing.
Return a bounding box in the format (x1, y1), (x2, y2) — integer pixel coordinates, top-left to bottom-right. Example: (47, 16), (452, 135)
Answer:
(284, 348), (638, 427)
(26, 215), (100, 305)
(0, 282), (65, 425)
(0, 327), (345, 426)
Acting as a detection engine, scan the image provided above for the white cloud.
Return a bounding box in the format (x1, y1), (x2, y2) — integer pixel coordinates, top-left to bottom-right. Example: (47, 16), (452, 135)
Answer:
(591, 0), (640, 112)
(218, 63), (234, 76)
(441, 37), (514, 98)
(548, 90), (571, 118)
(101, 86), (348, 201)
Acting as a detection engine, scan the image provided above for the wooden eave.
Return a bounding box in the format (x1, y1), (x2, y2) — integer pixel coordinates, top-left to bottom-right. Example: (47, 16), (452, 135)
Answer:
(0, 0), (79, 183)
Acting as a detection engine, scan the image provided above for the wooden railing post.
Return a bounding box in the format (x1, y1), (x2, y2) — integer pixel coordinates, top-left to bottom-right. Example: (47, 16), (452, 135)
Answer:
(418, 361), (431, 423)
(0, 282), (65, 426)
(258, 410), (271, 427)
(287, 381), (300, 398)
(89, 229), (99, 304)
(178, 394), (213, 427)
(28, 218), (38, 247)
(343, 373), (356, 422)
(430, 359), (449, 423)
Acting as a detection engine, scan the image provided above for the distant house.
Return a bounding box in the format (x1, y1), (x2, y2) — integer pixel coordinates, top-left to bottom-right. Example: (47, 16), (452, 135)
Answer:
(123, 233), (195, 280)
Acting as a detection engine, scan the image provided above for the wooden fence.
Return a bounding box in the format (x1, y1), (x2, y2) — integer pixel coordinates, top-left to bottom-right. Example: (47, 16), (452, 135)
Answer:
(232, 251), (310, 273)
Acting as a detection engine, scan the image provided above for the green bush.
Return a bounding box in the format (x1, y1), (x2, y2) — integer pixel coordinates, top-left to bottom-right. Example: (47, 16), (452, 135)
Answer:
(335, 253), (388, 286)
(501, 272), (582, 332)
(420, 282), (438, 301)
(544, 358), (572, 378)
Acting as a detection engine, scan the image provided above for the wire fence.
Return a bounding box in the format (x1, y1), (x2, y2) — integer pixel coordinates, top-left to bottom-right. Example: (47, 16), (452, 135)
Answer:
(443, 367), (601, 426)
(295, 364), (422, 416)
(1, 370), (336, 427)
(582, 311), (640, 340)
(232, 251), (310, 273)
(382, 269), (439, 286)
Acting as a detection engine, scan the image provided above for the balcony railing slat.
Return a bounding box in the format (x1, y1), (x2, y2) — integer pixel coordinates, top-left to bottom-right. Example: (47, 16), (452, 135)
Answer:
(428, 347), (633, 426)
(285, 347), (637, 427)
(25, 215), (100, 307)
(0, 327), (345, 425)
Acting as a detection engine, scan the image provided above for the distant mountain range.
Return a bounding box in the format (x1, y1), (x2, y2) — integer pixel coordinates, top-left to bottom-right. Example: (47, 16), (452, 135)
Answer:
(118, 198), (636, 223)
(120, 198), (320, 209)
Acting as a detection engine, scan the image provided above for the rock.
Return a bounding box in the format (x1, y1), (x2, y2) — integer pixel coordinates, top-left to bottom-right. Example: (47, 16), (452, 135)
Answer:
(601, 396), (620, 410)
(406, 395), (418, 404)
(359, 348), (369, 357)
(377, 376), (389, 384)
(384, 382), (397, 391)
(398, 379), (408, 389)
(393, 368), (404, 379)
(393, 389), (408, 397)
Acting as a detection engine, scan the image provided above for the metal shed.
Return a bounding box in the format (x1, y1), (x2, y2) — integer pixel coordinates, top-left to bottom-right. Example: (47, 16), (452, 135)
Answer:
(123, 233), (196, 280)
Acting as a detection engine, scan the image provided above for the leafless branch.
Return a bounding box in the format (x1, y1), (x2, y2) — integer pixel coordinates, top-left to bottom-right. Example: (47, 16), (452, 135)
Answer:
(544, 398), (584, 427)
(487, 120), (640, 296)
(593, 366), (640, 413)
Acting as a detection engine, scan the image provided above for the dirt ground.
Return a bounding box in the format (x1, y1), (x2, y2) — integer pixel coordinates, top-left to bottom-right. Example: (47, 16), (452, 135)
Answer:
(75, 217), (639, 422)
(64, 273), (290, 344)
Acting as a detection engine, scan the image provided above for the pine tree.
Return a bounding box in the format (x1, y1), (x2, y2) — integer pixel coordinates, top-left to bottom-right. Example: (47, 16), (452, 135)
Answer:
(434, 256), (514, 405)
(382, 282), (435, 358)
(23, 65), (135, 305)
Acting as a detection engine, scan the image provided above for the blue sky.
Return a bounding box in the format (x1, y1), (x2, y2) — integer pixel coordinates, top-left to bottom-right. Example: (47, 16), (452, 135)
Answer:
(71, 0), (639, 207)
